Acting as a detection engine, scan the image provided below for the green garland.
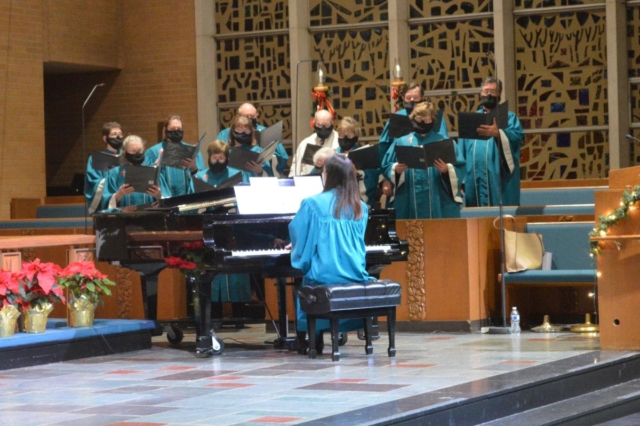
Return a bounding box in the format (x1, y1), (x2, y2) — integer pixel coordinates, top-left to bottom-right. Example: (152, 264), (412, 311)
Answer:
(589, 185), (640, 257)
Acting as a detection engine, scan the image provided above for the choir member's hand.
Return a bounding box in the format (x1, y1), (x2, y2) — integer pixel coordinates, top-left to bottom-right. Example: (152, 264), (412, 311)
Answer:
(270, 238), (287, 249)
(245, 161), (263, 175)
(477, 118), (499, 139)
(395, 163), (408, 174)
(116, 184), (135, 202)
(284, 243), (292, 250)
(181, 157), (197, 172)
(434, 159), (448, 174)
(146, 184), (162, 200)
(381, 179), (393, 196)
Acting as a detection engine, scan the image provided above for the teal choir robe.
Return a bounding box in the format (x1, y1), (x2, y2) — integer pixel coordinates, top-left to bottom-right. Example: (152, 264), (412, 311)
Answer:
(192, 165), (251, 303)
(458, 110), (524, 207)
(217, 125), (288, 177)
(232, 144), (273, 179)
(337, 145), (381, 208)
(101, 165), (172, 210)
(144, 141), (206, 197)
(382, 112), (464, 219)
(85, 148), (120, 214)
(289, 189), (372, 333)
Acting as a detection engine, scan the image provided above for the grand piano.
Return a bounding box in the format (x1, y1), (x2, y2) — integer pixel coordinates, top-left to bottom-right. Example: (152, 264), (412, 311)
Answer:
(94, 187), (408, 356)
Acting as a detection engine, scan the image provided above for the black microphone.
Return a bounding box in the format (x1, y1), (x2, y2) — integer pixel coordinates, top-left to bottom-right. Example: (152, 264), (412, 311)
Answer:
(626, 134), (640, 144)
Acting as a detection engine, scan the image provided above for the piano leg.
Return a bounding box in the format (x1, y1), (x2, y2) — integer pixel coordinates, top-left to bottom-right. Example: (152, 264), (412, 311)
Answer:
(272, 278), (299, 351)
(193, 272), (224, 357)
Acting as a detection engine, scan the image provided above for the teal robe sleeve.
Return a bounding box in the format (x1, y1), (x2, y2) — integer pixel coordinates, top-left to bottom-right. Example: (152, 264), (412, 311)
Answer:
(85, 155), (108, 214)
(289, 198), (316, 274)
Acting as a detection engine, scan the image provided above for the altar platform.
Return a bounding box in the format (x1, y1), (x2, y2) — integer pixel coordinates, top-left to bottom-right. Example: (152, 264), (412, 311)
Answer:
(1, 325), (639, 425)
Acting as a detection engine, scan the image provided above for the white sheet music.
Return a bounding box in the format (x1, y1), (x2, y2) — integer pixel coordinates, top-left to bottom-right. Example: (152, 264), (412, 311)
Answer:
(235, 175), (324, 214)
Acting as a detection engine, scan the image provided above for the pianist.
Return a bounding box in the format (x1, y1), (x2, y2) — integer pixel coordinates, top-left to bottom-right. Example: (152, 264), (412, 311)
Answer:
(101, 135), (171, 211)
(289, 155), (373, 348)
(191, 140), (247, 189)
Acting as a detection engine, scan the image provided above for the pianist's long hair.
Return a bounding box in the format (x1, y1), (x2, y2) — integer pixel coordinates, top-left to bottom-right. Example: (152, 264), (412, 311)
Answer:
(322, 155), (363, 220)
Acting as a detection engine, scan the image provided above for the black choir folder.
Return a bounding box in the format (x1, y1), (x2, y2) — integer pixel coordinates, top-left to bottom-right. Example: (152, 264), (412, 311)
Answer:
(458, 101), (509, 140)
(161, 133), (206, 169)
(301, 143), (322, 166)
(91, 151), (120, 172)
(227, 140), (279, 172)
(395, 139), (456, 169)
(124, 165), (159, 193)
(387, 114), (414, 139)
(255, 121), (283, 148)
(192, 172), (243, 193)
(348, 144), (381, 170)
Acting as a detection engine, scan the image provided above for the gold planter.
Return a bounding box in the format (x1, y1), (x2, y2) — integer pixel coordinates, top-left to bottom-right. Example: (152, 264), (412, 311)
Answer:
(0, 305), (20, 337)
(23, 303), (54, 334)
(68, 296), (97, 327)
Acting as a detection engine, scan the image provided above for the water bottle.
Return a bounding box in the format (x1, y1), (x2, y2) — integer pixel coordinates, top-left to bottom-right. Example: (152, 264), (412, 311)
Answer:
(510, 307), (521, 335)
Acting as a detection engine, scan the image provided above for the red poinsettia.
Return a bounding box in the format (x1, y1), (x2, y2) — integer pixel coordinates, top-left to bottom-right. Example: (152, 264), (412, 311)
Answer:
(17, 259), (65, 309)
(57, 261), (115, 304)
(0, 269), (22, 308)
(164, 256), (197, 270)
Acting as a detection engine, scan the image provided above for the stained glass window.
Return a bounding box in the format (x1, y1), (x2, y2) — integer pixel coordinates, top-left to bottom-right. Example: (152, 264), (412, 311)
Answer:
(408, 0), (492, 18)
(309, 0), (388, 26)
(215, 0), (288, 34)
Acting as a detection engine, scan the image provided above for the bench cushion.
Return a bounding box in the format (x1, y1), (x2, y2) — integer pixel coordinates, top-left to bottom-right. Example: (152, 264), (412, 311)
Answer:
(36, 204), (87, 219)
(460, 204), (594, 218)
(525, 222), (595, 270)
(504, 270), (596, 284)
(520, 187), (604, 206)
(298, 279), (401, 315)
(0, 219), (92, 229)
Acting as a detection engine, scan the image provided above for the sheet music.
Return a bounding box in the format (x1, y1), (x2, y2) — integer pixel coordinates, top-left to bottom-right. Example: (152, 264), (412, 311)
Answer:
(235, 175), (324, 214)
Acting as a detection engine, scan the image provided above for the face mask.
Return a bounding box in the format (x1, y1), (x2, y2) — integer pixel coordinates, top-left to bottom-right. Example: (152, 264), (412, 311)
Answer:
(209, 160), (227, 174)
(232, 131), (252, 145)
(125, 152), (145, 165)
(250, 118), (258, 128)
(480, 95), (498, 110)
(314, 126), (333, 140)
(412, 120), (433, 135)
(403, 101), (416, 114)
(106, 137), (123, 150)
(166, 129), (183, 143)
(338, 136), (359, 152)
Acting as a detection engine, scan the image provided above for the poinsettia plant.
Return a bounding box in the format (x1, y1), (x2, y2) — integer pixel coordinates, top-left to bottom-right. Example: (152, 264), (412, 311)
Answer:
(57, 261), (115, 304)
(164, 241), (208, 280)
(0, 269), (22, 308)
(17, 259), (65, 309)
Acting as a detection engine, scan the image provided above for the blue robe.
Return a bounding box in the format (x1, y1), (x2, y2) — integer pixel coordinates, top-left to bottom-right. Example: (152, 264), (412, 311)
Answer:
(232, 144), (273, 179)
(192, 165), (246, 189)
(85, 148), (120, 214)
(144, 141), (206, 197)
(289, 189), (372, 333)
(459, 110), (523, 207)
(101, 165), (172, 210)
(338, 145), (381, 209)
(217, 125), (288, 177)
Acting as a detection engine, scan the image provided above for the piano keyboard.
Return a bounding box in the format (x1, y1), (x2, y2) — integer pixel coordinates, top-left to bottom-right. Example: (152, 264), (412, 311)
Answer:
(230, 245), (393, 257)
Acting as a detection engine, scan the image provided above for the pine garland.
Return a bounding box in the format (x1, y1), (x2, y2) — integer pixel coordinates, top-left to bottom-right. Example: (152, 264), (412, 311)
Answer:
(589, 185), (640, 257)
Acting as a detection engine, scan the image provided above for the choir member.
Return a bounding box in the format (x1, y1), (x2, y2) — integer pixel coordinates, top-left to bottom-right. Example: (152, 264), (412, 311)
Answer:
(290, 109), (338, 177)
(227, 115), (272, 179)
(85, 122), (122, 214)
(458, 77), (524, 207)
(382, 102), (465, 219)
(191, 140), (246, 188)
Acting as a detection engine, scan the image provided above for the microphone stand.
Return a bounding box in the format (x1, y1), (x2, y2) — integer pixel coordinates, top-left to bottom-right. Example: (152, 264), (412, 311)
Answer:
(484, 54), (510, 334)
(81, 83), (105, 234)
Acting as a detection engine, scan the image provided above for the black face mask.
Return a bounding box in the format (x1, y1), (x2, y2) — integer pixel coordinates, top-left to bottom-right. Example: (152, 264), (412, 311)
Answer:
(403, 101), (416, 114)
(250, 118), (258, 128)
(208, 160), (228, 174)
(480, 95), (498, 110)
(412, 120), (433, 135)
(125, 152), (145, 166)
(315, 126), (333, 140)
(338, 136), (359, 152)
(106, 137), (123, 150)
(232, 131), (252, 145)
(166, 130), (184, 143)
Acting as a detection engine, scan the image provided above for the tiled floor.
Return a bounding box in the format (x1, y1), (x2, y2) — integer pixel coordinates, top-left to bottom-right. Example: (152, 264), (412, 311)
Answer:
(0, 325), (618, 425)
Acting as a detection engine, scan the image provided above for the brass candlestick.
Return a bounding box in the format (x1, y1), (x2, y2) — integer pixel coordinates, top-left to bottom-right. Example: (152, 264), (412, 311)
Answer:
(570, 313), (599, 333)
(531, 315), (564, 333)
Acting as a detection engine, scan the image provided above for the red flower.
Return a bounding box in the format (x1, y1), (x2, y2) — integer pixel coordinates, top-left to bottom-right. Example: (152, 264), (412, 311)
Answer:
(164, 256), (184, 268)
(182, 241), (204, 251)
(18, 259), (61, 295)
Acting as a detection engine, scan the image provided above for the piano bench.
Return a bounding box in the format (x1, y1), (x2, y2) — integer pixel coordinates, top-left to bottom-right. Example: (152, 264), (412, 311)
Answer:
(297, 279), (401, 361)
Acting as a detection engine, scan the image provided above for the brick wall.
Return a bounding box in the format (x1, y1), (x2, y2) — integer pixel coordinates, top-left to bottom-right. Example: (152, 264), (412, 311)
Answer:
(47, 1), (199, 191)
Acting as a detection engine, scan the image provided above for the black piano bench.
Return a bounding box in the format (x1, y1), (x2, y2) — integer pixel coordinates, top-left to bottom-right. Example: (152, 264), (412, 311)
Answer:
(297, 280), (402, 362)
